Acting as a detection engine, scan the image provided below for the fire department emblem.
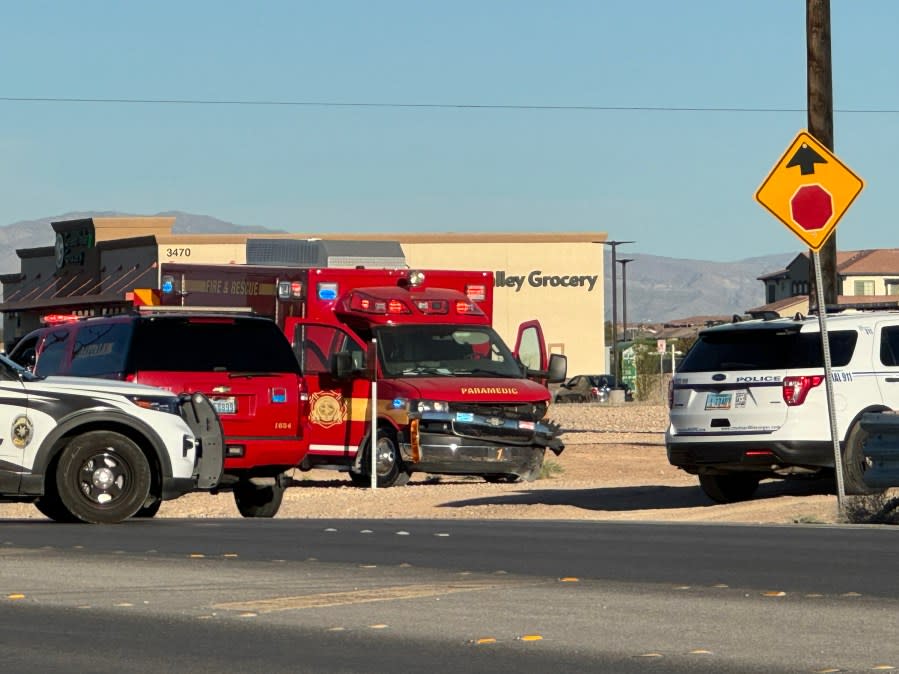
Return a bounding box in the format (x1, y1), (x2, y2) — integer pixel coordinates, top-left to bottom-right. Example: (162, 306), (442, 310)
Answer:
(11, 415), (33, 449)
(309, 390), (347, 429)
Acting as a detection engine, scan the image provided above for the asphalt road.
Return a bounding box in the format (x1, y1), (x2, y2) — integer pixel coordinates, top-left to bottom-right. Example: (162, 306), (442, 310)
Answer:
(2, 519), (899, 673)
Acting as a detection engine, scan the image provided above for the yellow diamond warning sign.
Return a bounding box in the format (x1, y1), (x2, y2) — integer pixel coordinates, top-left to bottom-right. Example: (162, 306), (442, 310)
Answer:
(755, 130), (864, 251)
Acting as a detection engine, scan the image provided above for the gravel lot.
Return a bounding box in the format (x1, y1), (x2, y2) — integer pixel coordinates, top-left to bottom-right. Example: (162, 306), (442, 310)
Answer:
(1, 402), (844, 524)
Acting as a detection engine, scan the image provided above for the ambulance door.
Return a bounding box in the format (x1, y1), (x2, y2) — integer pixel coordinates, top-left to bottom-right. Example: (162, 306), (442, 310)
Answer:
(514, 320), (548, 371)
(290, 320), (371, 461)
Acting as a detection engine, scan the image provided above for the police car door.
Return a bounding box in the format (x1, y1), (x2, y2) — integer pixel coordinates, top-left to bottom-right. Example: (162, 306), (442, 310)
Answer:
(875, 323), (899, 409)
(0, 358), (32, 490)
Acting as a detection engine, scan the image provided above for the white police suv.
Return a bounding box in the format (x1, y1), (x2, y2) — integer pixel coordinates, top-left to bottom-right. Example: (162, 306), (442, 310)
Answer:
(666, 309), (899, 503)
(0, 353), (223, 523)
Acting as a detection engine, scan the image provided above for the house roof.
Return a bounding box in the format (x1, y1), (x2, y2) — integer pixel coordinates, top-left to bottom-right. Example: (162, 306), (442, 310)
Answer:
(837, 249), (899, 276)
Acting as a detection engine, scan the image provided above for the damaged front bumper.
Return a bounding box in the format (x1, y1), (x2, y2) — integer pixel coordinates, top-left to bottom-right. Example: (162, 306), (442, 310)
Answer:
(174, 392), (225, 495)
(398, 410), (564, 477)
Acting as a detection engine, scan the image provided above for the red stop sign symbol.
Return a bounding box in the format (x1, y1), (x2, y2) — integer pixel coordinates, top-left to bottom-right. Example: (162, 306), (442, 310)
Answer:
(790, 184), (833, 231)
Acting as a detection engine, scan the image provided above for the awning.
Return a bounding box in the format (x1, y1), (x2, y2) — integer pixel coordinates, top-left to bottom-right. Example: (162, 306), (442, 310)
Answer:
(0, 263), (157, 313)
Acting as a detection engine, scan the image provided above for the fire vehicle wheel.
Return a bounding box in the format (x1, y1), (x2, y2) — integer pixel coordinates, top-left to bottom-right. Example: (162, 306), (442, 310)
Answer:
(349, 428), (410, 488)
(698, 473), (761, 504)
(55, 431), (152, 524)
(233, 477), (285, 518)
(843, 421), (884, 496)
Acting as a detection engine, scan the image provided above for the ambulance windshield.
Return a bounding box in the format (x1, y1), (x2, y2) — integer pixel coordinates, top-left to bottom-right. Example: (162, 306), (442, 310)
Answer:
(375, 325), (522, 378)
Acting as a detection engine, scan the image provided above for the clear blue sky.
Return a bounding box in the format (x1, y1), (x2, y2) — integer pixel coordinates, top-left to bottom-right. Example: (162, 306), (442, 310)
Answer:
(1, 1), (896, 261)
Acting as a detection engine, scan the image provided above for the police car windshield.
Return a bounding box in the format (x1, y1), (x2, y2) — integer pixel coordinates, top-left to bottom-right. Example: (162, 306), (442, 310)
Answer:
(0, 353), (40, 381)
(375, 325), (522, 378)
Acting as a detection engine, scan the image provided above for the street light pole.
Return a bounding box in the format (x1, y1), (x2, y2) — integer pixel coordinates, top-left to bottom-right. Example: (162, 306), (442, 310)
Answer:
(602, 240), (634, 381)
(618, 258), (634, 343)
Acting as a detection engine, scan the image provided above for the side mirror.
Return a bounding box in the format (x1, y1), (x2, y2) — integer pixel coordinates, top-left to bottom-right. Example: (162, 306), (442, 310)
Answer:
(547, 353), (567, 384)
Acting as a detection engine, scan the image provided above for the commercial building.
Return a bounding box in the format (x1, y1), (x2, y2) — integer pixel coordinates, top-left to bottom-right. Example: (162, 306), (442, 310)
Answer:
(0, 217), (608, 374)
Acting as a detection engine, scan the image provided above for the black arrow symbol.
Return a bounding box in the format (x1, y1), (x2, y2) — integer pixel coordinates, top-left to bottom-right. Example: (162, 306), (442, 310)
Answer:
(786, 143), (828, 175)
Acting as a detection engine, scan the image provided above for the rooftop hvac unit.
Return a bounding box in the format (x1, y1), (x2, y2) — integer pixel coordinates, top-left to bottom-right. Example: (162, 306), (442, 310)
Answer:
(246, 239), (407, 268)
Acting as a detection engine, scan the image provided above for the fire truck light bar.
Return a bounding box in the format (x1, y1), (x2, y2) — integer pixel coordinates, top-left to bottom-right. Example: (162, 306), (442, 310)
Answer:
(41, 313), (80, 325)
(350, 293), (411, 315)
(455, 301), (484, 316)
(414, 300), (449, 315)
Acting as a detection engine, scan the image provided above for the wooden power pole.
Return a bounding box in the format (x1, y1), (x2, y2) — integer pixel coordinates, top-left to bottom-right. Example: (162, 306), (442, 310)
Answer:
(807, 0), (837, 309)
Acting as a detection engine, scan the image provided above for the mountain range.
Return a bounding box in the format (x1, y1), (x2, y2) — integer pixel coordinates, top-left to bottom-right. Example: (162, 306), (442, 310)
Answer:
(0, 211), (793, 322)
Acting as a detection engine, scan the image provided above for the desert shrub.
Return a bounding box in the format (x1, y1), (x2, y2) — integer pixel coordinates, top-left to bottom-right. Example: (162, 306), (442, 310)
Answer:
(841, 492), (899, 524)
(539, 459), (565, 480)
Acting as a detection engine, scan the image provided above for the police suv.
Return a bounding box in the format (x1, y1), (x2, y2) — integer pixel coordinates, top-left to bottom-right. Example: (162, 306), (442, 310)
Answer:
(666, 309), (899, 503)
(0, 353), (223, 523)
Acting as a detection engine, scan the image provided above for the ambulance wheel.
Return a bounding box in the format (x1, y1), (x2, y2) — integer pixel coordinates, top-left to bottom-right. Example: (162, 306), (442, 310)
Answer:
(350, 428), (410, 488)
(234, 478), (285, 518)
(698, 473), (760, 504)
(843, 421), (884, 496)
(55, 431), (152, 524)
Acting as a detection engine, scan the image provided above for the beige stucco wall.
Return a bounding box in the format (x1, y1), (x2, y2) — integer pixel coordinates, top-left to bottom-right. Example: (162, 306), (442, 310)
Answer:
(400, 239), (605, 375)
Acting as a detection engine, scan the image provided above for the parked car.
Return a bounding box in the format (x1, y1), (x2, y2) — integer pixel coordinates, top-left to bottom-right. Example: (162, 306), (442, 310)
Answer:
(667, 309), (899, 504)
(7, 309), (306, 518)
(552, 374), (632, 403)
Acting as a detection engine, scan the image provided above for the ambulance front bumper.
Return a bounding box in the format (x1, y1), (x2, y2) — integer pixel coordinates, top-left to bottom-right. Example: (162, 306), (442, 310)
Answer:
(399, 433), (543, 476)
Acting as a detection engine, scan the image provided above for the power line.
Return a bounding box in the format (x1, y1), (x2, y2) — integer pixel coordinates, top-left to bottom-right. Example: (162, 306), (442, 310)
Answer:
(0, 95), (897, 113)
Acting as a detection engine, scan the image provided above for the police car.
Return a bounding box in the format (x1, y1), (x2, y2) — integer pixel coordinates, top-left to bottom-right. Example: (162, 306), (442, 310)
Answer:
(666, 309), (899, 503)
(0, 353), (223, 523)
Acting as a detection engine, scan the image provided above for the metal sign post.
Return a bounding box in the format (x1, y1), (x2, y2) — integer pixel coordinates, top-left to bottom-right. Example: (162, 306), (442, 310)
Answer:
(812, 251), (845, 507)
(756, 130), (864, 512)
(370, 338), (378, 491)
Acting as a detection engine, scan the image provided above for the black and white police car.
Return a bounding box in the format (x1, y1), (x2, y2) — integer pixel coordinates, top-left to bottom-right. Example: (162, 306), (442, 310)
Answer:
(666, 309), (899, 503)
(0, 353), (223, 523)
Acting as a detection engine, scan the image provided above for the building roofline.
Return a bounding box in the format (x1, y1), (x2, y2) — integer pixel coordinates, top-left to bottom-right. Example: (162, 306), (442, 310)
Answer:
(152, 232), (608, 245)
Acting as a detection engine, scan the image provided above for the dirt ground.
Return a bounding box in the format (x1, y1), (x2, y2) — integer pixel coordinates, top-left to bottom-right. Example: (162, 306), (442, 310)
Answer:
(0, 402), (847, 524)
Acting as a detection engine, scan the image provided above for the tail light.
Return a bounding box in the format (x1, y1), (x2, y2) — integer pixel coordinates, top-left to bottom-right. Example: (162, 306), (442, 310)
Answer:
(667, 379), (674, 409)
(590, 386), (599, 398)
(782, 375), (824, 406)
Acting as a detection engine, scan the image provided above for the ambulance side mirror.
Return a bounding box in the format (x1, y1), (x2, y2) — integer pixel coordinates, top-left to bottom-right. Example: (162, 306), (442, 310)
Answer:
(524, 353), (567, 384)
(546, 353), (567, 383)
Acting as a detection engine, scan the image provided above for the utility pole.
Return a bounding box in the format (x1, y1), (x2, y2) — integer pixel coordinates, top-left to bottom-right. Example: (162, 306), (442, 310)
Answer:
(618, 258), (634, 342)
(807, 0), (837, 309)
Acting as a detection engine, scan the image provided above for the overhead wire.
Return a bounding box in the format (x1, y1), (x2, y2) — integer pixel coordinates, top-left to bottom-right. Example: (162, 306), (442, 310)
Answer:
(0, 96), (895, 113)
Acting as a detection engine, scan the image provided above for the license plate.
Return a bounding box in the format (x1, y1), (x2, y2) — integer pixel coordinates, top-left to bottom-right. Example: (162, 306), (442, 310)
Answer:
(211, 397), (236, 415)
(704, 392), (732, 410)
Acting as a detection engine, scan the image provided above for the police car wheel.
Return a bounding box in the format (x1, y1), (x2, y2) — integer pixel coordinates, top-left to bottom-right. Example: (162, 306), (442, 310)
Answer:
(843, 421), (885, 496)
(698, 473), (760, 504)
(233, 478), (285, 518)
(55, 431), (152, 524)
(133, 496), (163, 518)
(34, 491), (78, 523)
